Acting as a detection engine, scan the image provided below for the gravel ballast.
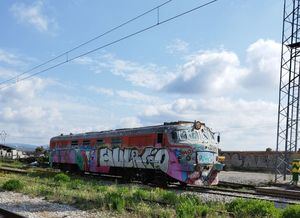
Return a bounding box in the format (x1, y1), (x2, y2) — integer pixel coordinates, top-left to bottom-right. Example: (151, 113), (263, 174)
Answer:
(0, 191), (113, 218)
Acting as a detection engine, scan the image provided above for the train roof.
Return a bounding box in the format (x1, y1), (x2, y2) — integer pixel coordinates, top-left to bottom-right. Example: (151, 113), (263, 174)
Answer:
(51, 121), (203, 141)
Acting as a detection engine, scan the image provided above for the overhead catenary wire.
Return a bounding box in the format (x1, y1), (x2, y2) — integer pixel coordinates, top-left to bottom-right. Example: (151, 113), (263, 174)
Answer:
(0, 0), (173, 87)
(0, 0), (219, 90)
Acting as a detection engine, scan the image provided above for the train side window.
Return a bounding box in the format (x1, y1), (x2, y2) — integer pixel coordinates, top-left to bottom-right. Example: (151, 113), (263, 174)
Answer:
(96, 139), (105, 148)
(157, 133), (163, 144)
(83, 140), (90, 146)
(71, 140), (78, 146)
(171, 131), (177, 141)
(111, 137), (122, 148)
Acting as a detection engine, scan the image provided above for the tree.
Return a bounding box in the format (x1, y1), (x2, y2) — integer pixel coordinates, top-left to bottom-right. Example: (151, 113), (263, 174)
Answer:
(266, 147), (272, 152)
(35, 146), (45, 155)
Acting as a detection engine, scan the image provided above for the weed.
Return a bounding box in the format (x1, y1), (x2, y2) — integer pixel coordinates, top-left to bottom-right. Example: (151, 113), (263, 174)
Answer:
(95, 185), (108, 193)
(67, 179), (82, 189)
(38, 186), (53, 196)
(135, 202), (152, 218)
(104, 191), (126, 212)
(176, 196), (208, 218)
(282, 204), (300, 218)
(152, 206), (176, 218)
(226, 198), (280, 218)
(132, 188), (149, 201)
(53, 173), (70, 183)
(2, 179), (24, 191)
(160, 190), (178, 205)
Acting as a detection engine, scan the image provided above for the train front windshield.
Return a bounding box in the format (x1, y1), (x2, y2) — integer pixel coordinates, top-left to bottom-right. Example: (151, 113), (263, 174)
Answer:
(170, 126), (218, 146)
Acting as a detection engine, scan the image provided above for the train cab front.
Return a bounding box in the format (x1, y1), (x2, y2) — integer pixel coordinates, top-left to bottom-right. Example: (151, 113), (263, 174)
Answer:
(167, 121), (225, 186)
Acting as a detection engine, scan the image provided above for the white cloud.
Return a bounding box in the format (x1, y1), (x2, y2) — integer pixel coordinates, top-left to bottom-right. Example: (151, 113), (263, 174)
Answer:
(77, 39), (280, 98)
(10, 1), (57, 33)
(164, 39), (281, 96)
(243, 39), (281, 89)
(116, 90), (157, 103)
(0, 49), (21, 65)
(0, 67), (18, 79)
(164, 50), (248, 95)
(88, 86), (114, 96)
(77, 54), (175, 90)
(139, 97), (277, 150)
(88, 86), (157, 103)
(0, 39), (281, 151)
(0, 77), (46, 104)
(166, 39), (189, 54)
(119, 117), (142, 128)
(109, 58), (174, 90)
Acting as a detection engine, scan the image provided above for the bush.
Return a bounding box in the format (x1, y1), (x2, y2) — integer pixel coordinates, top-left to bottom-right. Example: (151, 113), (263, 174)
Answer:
(161, 190), (178, 205)
(104, 191), (126, 212)
(133, 188), (149, 201)
(136, 202), (152, 217)
(54, 173), (70, 183)
(67, 179), (82, 189)
(95, 185), (108, 193)
(2, 179), (24, 191)
(38, 186), (53, 197)
(152, 207), (176, 218)
(176, 196), (208, 218)
(282, 204), (300, 218)
(226, 199), (280, 218)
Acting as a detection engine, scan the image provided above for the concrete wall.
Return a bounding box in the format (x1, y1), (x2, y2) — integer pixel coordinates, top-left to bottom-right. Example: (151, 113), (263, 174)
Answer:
(220, 151), (300, 172)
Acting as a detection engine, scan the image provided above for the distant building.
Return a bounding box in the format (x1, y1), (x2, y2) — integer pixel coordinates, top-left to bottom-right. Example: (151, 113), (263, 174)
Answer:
(0, 144), (27, 159)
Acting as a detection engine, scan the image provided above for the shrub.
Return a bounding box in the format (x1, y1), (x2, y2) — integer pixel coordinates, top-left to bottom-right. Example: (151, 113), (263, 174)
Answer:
(153, 207), (176, 218)
(282, 204), (300, 218)
(96, 185), (108, 193)
(2, 179), (24, 191)
(161, 190), (178, 205)
(132, 188), (149, 201)
(38, 186), (53, 196)
(54, 173), (70, 183)
(176, 197), (208, 218)
(67, 179), (82, 189)
(226, 198), (280, 218)
(104, 191), (126, 212)
(136, 202), (152, 217)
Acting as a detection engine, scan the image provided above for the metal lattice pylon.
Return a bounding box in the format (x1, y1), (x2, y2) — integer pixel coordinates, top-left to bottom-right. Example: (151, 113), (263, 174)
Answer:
(275, 0), (300, 182)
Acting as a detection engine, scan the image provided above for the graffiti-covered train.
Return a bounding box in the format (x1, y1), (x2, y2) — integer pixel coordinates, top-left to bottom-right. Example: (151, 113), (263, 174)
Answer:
(49, 121), (224, 186)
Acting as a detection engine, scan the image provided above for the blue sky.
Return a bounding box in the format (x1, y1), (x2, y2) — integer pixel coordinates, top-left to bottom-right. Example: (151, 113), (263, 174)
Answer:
(0, 0), (283, 150)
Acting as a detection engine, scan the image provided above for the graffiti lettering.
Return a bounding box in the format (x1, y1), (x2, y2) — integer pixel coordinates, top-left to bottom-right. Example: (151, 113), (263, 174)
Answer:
(99, 147), (169, 172)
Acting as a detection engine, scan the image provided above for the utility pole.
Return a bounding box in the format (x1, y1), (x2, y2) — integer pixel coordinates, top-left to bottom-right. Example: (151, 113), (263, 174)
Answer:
(0, 130), (7, 146)
(275, 0), (300, 182)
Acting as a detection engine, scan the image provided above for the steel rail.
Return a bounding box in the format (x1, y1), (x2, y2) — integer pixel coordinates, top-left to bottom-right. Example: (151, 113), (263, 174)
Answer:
(1, 166), (299, 204)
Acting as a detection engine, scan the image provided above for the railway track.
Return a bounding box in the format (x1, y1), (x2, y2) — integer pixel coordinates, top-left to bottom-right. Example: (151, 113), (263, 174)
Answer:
(176, 185), (300, 205)
(0, 207), (25, 218)
(1, 166), (299, 205)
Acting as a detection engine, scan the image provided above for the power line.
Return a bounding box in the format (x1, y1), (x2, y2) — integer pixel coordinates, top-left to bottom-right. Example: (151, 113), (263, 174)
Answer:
(0, 0), (219, 90)
(0, 0), (173, 87)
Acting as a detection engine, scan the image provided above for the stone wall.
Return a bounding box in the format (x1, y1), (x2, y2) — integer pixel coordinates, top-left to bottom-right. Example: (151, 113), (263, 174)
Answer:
(220, 151), (300, 172)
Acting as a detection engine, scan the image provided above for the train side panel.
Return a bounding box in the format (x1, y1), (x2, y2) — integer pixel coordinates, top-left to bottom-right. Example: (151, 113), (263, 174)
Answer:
(50, 127), (222, 186)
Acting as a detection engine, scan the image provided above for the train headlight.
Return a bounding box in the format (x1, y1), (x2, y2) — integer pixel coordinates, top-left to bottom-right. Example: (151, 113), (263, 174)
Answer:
(194, 121), (204, 130)
(217, 156), (225, 163)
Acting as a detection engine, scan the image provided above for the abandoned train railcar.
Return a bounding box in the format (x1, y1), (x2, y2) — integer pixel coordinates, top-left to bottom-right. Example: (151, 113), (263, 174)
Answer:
(49, 121), (224, 186)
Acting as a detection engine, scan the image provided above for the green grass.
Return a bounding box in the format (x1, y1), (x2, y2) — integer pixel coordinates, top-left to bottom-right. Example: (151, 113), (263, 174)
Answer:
(282, 204), (300, 218)
(0, 159), (26, 169)
(2, 179), (24, 191)
(54, 173), (70, 183)
(226, 198), (281, 218)
(0, 165), (299, 217)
